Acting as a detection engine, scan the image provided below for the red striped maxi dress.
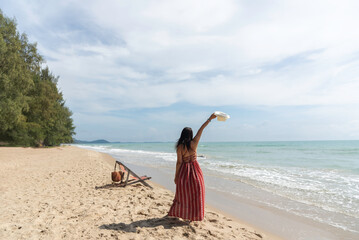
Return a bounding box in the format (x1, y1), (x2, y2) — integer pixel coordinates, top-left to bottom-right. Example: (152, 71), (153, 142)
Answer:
(168, 153), (205, 221)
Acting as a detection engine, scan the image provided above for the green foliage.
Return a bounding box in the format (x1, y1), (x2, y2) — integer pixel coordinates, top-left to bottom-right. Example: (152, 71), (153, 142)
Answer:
(0, 10), (75, 146)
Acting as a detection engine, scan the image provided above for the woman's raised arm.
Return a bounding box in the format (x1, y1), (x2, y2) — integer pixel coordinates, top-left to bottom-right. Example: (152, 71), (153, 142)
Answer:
(193, 113), (216, 146)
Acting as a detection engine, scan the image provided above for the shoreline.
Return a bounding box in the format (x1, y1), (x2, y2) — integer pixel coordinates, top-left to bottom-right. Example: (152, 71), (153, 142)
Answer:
(79, 142), (358, 240)
(0, 146), (278, 240)
(112, 156), (356, 240)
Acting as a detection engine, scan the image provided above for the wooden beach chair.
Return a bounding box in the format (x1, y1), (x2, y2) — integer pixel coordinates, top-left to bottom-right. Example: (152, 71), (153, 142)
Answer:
(114, 160), (153, 189)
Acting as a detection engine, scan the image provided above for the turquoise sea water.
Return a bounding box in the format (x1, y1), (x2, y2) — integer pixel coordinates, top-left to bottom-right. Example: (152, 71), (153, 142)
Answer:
(76, 141), (359, 234)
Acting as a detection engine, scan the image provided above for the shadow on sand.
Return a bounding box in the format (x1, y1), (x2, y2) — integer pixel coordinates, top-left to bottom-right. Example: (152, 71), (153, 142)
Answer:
(95, 183), (125, 189)
(95, 182), (144, 190)
(95, 183), (141, 189)
(99, 216), (194, 233)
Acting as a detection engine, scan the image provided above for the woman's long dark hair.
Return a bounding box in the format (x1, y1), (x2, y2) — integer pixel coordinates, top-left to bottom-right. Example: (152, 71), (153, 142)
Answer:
(176, 127), (193, 151)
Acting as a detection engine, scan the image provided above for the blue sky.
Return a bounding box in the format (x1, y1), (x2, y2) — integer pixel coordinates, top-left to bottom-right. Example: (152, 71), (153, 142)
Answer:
(1, 0), (359, 142)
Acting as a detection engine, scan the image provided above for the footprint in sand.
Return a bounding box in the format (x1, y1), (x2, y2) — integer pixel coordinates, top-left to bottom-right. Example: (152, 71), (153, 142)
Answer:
(208, 219), (218, 223)
(207, 212), (219, 217)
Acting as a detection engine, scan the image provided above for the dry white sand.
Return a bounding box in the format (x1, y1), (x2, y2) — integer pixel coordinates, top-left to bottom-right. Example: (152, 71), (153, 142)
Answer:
(0, 146), (279, 239)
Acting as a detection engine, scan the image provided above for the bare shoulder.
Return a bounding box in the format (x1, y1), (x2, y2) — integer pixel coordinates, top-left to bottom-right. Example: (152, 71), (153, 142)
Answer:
(190, 140), (198, 151)
(193, 133), (200, 142)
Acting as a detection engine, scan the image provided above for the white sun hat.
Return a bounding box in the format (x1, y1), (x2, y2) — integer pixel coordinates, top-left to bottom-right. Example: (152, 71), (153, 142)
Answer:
(214, 111), (230, 121)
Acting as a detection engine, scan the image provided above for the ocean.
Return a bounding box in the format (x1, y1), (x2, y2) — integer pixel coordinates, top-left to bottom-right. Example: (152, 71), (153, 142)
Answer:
(75, 141), (359, 237)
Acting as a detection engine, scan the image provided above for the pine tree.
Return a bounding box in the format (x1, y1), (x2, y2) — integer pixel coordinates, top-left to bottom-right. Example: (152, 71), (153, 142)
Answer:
(0, 10), (75, 146)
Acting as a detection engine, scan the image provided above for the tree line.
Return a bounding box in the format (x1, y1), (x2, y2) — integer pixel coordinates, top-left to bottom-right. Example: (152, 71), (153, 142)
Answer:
(0, 10), (75, 147)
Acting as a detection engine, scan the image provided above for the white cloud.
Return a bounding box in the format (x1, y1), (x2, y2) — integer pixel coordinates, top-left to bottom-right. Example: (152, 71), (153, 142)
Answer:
(2, 0), (359, 140)
(39, 0), (359, 109)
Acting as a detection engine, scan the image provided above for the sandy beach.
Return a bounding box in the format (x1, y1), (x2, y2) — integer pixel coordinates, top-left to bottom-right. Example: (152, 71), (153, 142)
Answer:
(0, 146), (277, 240)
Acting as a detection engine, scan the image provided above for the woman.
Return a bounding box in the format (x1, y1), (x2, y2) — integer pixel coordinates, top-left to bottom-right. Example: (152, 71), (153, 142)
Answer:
(168, 113), (217, 221)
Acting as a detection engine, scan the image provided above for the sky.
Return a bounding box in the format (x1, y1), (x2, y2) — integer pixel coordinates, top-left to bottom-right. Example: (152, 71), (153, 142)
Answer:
(1, 0), (359, 142)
